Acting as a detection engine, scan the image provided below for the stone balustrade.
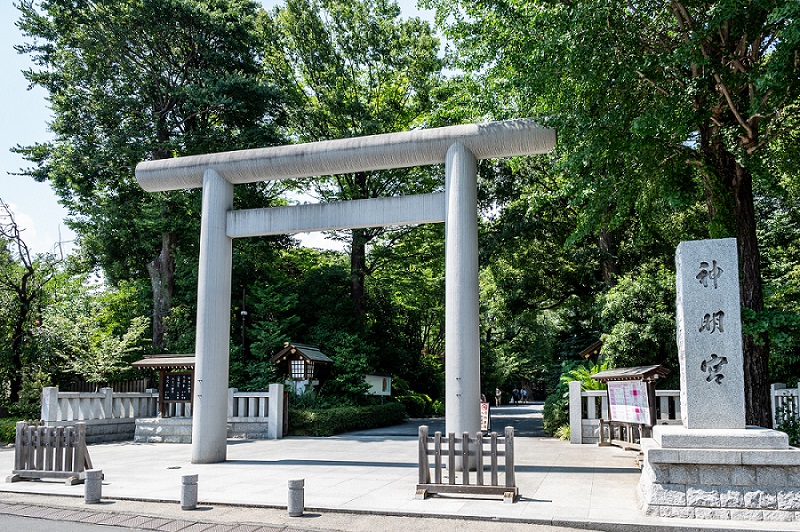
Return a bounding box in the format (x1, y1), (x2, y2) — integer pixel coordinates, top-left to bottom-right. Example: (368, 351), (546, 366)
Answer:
(41, 383), (285, 443)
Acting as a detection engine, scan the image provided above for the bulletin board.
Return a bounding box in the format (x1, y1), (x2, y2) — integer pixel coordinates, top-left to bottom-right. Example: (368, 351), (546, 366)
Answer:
(607, 380), (650, 425)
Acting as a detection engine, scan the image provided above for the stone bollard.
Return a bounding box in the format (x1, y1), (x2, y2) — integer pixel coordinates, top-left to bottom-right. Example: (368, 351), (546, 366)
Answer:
(181, 474), (199, 510)
(84, 469), (103, 504)
(288, 478), (304, 517)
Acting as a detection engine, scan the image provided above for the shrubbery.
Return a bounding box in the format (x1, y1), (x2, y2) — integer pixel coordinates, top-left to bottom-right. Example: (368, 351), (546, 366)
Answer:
(0, 418), (20, 444)
(395, 393), (444, 418)
(288, 402), (407, 436)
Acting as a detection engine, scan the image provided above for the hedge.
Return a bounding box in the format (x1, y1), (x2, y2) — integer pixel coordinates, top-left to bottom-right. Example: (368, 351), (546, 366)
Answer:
(288, 402), (407, 437)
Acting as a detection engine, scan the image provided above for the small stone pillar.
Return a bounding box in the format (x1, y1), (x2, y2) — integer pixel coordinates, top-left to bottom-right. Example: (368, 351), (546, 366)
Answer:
(84, 469), (103, 504)
(181, 474), (199, 510)
(288, 478), (304, 517)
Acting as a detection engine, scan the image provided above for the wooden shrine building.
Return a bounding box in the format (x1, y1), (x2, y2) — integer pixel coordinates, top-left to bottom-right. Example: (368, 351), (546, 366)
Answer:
(132, 354), (195, 418)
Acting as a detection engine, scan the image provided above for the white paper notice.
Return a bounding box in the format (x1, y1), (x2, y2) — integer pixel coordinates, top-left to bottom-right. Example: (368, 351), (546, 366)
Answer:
(607, 381), (650, 424)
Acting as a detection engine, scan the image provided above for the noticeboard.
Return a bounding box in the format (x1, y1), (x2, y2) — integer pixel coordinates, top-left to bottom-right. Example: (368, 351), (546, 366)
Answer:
(163, 372), (192, 402)
(607, 380), (650, 425)
(480, 402), (491, 431)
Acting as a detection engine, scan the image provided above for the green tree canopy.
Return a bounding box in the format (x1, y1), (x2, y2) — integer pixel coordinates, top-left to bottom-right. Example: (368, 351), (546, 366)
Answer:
(264, 0), (444, 314)
(426, 0), (800, 425)
(14, 0), (289, 350)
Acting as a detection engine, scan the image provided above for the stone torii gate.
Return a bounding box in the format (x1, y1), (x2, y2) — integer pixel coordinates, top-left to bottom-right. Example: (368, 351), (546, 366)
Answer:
(136, 119), (556, 463)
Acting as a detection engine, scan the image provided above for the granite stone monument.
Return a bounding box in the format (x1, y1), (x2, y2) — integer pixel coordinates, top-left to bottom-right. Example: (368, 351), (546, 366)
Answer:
(639, 238), (800, 522)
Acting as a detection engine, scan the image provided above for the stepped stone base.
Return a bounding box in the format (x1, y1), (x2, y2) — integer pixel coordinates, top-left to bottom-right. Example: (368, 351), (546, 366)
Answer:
(135, 417), (193, 444)
(639, 425), (800, 521)
(134, 418), (274, 443)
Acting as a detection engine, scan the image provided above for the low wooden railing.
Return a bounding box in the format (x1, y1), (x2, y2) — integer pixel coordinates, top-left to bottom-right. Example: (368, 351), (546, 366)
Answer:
(416, 425), (518, 503)
(6, 421), (93, 485)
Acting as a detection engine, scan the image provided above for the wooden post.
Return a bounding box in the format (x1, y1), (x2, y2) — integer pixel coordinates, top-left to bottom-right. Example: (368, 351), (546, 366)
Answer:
(434, 432), (442, 484)
(504, 426), (515, 488)
(448, 433), (456, 485)
(418, 425), (429, 484)
(490, 432), (499, 486)
(461, 432), (470, 485)
(475, 433), (484, 486)
(13, 422), (24, 471)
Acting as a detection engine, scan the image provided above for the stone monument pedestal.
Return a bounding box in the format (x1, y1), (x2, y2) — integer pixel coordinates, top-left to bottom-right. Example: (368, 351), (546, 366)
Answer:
(639, 425), (800, 521)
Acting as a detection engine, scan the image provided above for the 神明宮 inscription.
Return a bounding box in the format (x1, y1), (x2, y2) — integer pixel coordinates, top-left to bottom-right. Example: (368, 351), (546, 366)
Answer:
(675, 238), (745, 429)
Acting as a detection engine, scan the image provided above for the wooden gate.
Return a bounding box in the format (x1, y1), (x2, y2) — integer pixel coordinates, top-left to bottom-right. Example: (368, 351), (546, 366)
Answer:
(6, 421), (94, 485)
(416, 425), (518, 503)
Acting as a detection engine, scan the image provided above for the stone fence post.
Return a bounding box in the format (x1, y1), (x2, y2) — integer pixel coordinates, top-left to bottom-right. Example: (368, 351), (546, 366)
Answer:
(41, 386), (60, 423)
(268, 383), (284, 439)
(569, 381), (582, 444)
(100, 387), (113, 419)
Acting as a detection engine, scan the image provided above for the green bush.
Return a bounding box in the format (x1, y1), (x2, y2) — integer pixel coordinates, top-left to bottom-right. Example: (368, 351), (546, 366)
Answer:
(288, 402), (407, 436)
(0, 418), (21, 444)
(541, 359), (583, 436)
(542, 388), (570, 436)
(395, 393), (433, 418)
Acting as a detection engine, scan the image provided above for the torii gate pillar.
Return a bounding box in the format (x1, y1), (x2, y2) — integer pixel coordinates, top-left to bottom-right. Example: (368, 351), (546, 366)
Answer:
(191, 169), (233, 464)
(444, 143), (480, 440)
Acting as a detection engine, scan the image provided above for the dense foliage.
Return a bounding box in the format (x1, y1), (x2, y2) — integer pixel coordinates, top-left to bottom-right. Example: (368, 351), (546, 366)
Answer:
(3, 0), (799, 427)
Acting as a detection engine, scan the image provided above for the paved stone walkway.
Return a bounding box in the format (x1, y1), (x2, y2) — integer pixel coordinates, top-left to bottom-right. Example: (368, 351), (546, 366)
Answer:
(0, 403), (793, 532)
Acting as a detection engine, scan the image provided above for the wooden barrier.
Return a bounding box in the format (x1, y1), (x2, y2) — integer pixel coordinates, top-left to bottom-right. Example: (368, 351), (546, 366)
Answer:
(416, 425), (518, 503)
(598, 419), (646, 451)
(6, 421), (94, 485)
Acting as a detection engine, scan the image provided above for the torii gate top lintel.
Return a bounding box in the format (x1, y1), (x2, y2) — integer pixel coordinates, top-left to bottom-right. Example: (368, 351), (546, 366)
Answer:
(135, 118), (556, 192)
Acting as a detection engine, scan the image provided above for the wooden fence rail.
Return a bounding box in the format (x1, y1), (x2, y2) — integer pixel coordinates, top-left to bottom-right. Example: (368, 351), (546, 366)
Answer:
(416, 425), (518, 503)
(6, 421), (94, 485)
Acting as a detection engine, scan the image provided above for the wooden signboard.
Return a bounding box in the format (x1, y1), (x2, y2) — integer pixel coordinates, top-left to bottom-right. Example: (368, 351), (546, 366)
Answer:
(607, 380), (650, 425)
(158, 372), (193, 419)
(163, 372), (192, 401)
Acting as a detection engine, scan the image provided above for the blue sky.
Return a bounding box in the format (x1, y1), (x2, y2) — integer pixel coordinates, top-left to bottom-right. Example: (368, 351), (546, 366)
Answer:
(0, 0), (434, 256)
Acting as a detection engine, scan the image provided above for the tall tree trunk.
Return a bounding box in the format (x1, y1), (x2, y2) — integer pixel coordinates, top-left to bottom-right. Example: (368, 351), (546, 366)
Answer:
(704, 139), (771, 427)
(731, 161), (771, 427)
(350, 228), (367, 316)
(598, 226), (619, 287)
(147, 231), (176, 350)
(9, 311), (26, 405)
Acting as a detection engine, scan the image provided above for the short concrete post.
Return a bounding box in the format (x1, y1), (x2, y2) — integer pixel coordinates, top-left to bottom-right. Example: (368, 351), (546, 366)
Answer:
(84, 469), (103, 504)
(771, 382), (785, 428)
(568, 381), (583, 444)
(288, 478), (304, 517)
(181, 474), (199, 510)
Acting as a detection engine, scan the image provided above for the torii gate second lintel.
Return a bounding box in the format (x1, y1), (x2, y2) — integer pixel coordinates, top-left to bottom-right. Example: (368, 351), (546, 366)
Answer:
(135, 119), (556, 464)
